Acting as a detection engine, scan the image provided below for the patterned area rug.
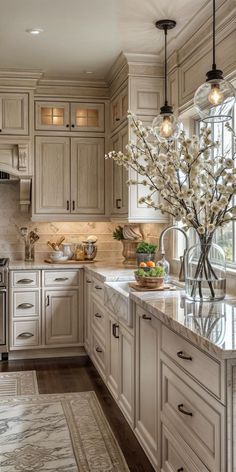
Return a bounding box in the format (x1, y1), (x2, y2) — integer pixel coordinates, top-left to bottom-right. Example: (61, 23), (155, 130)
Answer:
(0, 391), (129, 471)
(0, 371), (38, 396)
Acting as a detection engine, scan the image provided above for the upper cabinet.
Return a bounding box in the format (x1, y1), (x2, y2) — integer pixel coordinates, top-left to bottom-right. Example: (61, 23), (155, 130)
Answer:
(0, 93), (28, 135)
(35, 101), (104, 132)
(110, 87), (128, 132)
(110, 127), (128, 217)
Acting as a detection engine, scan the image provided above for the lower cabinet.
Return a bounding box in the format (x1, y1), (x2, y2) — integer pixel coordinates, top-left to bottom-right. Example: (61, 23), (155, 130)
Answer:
(135, 305), (160, 470)
(9, 269), (82, 350)
(45, 289), (78, 345)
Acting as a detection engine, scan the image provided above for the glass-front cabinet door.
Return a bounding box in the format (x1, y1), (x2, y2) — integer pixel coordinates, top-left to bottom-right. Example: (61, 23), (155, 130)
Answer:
(70, 103), (104, 132)
(35, 102), (70, 131)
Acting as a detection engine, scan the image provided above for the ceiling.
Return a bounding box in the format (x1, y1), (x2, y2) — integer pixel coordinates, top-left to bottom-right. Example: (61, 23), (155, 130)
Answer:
(0, 0), (217, 80)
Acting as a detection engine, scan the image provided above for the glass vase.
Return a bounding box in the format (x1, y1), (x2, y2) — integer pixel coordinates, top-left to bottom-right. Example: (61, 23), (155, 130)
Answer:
(185, 242), (226, 301)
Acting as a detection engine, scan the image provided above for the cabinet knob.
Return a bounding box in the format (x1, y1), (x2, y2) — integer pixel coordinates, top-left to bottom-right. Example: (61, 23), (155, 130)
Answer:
(177, 351), (192, 361)
(66, 124), (70, 128)
(95, 346), (102, 353)
(71, 124), (75, 128)
(116, 198), (122, 209)
(177, 403), (193, 417)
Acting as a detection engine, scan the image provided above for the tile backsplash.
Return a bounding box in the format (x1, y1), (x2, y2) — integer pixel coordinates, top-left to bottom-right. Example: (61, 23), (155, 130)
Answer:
(0, 182), (168, 262)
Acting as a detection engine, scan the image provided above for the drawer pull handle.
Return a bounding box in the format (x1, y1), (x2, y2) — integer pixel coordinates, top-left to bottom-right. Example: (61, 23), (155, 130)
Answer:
(95, 347), (103, 353)
(17, 332), (34, 339)
(17, 279), (34, 284)
(17, 303), (34, 309)
(95, 285), (102, 290)
(86, 280), (92, 284)
(177, 403), (193, 417)
(94, 313), (102, 318)
(142, 314), (151, 320)
(112, 323), (119, 339)
(46, 295), (50, 307)
(177, 468), (184, 472)
(177, 351), (192, 361)
(54, 277), (69, 282)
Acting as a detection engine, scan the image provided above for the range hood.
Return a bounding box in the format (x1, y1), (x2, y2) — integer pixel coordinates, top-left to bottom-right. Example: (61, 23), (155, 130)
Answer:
(0, 142), (32, 211)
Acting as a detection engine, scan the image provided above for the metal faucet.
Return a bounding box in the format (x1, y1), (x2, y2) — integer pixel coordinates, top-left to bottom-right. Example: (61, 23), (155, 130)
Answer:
(159, 225), (189, 282)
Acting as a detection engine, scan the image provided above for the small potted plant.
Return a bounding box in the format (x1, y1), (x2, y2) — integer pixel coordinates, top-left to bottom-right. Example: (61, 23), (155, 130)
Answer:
(113, 225), (142, 265)
(136, 241), (157, 267)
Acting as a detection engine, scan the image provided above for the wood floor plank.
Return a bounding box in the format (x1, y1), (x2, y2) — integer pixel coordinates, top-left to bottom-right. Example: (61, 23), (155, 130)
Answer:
(0, 356), (155, 472)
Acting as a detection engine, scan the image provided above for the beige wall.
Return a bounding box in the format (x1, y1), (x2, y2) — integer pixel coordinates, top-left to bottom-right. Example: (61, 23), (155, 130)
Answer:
(0, 182), (167, 262)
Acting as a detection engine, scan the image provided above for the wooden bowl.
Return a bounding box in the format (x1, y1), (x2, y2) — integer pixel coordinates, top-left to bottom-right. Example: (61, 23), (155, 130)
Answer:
(135, 274), (164, 289)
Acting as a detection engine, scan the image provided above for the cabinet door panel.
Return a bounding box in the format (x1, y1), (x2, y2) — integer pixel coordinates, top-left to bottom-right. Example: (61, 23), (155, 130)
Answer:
(0, 93), (28, 135)
(35, 137), (70, 214)
(110, 130), (128, 216)
(35, 101), (70, 131)
(71, 103), (104, 132)
(45, 290), (78, 345)
(119, 325), (134, 427)
(71, 137), (105, 214)
(135, 306), (159, 469)
(107, 315), (119, 399)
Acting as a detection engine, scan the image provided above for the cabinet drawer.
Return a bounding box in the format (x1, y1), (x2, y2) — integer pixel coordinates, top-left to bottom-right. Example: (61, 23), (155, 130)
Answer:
(91, 297), (105, 340)
(91, 278), (104, 302)
(161, 325), (222, 399)
(162, 362), (223, 472)
(44, 270), (79, 287)
(91, 331), (106, 379)
(12, 271), (40, 288)
(13, 291), (39, 317)
(12, 320), (40, 347)
(161, 424), (208, 472)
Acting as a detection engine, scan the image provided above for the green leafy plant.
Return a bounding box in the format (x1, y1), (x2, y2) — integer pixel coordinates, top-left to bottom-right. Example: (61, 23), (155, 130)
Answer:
(136, 241), (157, 254)
(135, 266), (164, 278)
(113, 225), (124, 241)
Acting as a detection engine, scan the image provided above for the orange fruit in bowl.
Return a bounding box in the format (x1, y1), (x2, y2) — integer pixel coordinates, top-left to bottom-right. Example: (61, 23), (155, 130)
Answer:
(146, 260), (155, 268)
(139, 262), (147, 267)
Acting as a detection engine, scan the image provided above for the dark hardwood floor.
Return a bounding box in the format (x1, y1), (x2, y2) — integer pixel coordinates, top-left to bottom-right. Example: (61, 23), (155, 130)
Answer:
(0, 355), (154, 472)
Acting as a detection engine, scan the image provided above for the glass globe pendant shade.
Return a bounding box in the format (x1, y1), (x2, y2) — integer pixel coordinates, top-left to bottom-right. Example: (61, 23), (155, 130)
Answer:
(194, 73), (235, 123)
(152, 105), (181, 141)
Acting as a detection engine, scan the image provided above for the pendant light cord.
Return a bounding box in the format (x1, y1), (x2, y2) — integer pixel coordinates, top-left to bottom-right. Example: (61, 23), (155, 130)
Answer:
(212, 0), (216, 70)
(164, 26), (168, 106)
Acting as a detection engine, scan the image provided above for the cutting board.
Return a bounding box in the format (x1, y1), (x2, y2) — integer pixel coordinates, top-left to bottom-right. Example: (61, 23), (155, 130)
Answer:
(129, 282), (176, 292)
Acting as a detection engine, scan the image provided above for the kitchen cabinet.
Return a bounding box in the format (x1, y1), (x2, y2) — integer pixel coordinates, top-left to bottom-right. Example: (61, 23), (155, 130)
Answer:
(9, 269), (82, 351)
(90, 289), (107, 381)
(0, 93), (28, 135)
(110, 127), (128, 217)
(107, 312), (119, 399)
(135, 304), (160, 470)
(110, 87), (128, 132)
(45, 289), (78, 345)
(35, 136), (70, 214)
(34, 136), (105, 218)
(118, 323), (134, 427)
(71, 137), (105, 215)
(84, 273), (92, 353)
(35, 100), (104, 132)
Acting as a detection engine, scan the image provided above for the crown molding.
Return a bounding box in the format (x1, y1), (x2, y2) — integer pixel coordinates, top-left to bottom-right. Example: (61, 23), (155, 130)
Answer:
(0, 68), (43, 89)
(35, 77), (110, 99)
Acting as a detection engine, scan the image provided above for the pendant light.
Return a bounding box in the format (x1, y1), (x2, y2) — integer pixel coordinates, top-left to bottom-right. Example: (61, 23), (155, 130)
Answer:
(194, 0), (235, 123)
(152, 19), (181, 141)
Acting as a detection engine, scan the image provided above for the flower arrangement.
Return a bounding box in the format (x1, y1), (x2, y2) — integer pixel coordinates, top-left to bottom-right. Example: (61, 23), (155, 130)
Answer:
(106, 113), (236, 299)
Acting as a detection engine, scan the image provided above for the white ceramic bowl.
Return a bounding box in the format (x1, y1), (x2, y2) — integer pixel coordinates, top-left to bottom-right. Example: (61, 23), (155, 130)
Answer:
(49, 251), (64, 261)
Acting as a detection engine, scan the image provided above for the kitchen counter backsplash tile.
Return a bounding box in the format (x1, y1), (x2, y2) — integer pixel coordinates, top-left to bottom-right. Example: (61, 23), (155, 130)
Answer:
(0, 183), (168, 261)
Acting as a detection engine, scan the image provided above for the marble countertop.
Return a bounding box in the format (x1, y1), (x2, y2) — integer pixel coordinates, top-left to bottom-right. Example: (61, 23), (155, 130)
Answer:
(9, 260), (135, 282)
(131, 290), (236, 359)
